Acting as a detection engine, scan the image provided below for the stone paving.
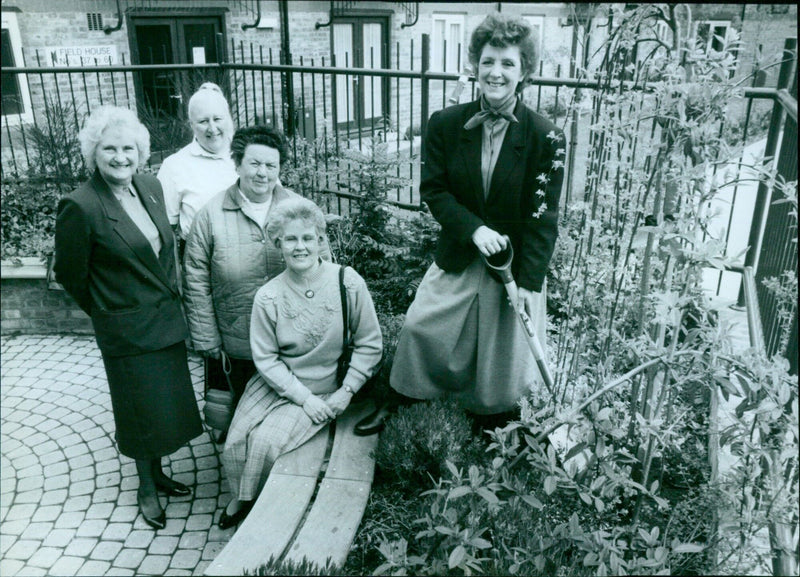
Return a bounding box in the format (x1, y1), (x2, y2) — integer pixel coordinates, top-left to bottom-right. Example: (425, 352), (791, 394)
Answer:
(0, 335), (235, 576)
(0, 305), (766, 576)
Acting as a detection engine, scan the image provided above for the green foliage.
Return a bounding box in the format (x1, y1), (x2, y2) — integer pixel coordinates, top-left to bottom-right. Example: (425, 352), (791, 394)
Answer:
(251, 555), (343, 576)
(351, 5), (798, 576)
(25, 99), (86, 184)
(0, 179), (64, 260)
(137, 102), (192, 158)
(373, 399), (487, 494)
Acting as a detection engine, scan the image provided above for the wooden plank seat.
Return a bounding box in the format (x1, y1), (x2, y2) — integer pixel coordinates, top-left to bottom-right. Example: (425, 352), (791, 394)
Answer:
(205, 401), (378, 575)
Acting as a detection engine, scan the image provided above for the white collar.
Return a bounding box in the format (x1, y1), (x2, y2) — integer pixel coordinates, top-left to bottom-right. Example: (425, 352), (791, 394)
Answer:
(188, 138), (231, 160)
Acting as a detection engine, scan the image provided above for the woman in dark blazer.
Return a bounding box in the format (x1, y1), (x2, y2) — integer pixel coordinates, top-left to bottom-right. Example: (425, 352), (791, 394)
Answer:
(54, 105), (203, 530)
(356, 13), (565, 435)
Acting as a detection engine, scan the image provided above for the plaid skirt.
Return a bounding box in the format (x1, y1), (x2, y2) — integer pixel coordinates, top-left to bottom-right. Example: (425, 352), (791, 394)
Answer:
(221, 372), (332, 501)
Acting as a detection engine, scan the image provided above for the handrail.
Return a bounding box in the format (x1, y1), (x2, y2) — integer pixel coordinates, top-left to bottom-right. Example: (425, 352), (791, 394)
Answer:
(741, 265), (765, 352)
(775, 88), (798, 123)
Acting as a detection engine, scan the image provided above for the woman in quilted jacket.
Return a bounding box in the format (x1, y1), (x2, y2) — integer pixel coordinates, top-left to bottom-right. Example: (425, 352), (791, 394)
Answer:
(182, 125), (329, 437)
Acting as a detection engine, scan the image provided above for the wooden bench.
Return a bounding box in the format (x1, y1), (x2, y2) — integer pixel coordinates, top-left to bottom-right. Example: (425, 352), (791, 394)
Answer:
(205, 401), (378, 575)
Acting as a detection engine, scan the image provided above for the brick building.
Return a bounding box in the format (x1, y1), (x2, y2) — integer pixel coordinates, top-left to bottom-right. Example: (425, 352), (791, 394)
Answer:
(1, 1), (796, 174)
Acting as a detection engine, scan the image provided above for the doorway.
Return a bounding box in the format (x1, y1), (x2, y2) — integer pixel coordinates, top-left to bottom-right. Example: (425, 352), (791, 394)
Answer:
(128, 12), (225, 143)
(332, 17), (389, 130)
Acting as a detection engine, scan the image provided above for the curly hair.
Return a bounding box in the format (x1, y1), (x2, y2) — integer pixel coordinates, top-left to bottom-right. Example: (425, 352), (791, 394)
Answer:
(468, 13), (537, 83)
(230, 125), (287, 167)
(266, 197), (327, 247)
(78, 105), (151, 172)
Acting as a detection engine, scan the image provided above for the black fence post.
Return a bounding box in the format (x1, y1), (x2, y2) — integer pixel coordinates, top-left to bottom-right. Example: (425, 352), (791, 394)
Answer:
(279, 0), (295, 137)
(737, 37), (798, 306)
(420, 33), (430, 141)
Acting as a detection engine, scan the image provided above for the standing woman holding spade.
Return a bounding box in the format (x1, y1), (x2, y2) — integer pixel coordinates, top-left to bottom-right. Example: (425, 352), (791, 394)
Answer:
(356, 12), (565, 435)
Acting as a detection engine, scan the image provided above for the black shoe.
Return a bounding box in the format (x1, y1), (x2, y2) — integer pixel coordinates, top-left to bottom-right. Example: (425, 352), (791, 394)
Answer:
(354, 405), (393, 436)
(213, 429), (227, 444)
(218, 500), (253, 530)
(155, 477), (192, 497)
(138, 493), (166, 530)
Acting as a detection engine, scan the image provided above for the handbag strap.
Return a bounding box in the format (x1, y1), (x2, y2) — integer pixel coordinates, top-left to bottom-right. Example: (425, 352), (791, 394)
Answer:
(339, 265), (349, 349)
(219, 349), (235, 395)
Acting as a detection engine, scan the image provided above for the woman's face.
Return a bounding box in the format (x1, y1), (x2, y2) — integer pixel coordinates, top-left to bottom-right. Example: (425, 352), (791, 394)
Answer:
(95, 127), (139, 187)
(236, 144), (280, 201)
(278, 218), (321, 275)
(477, 44), (523, 107)
(189, 94), (231, 154)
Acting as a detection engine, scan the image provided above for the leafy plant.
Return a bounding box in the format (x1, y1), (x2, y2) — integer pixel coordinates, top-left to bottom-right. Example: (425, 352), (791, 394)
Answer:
(137, 101), (192, 159)
(24, 99), (86, 184)
(373, 399), (487, 494)
(0, 180), (64, 260)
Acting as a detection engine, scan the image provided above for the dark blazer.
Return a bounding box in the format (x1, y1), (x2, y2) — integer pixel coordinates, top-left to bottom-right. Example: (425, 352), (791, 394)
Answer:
(54, 171), (188, 357)
(420, 98), (565, 292)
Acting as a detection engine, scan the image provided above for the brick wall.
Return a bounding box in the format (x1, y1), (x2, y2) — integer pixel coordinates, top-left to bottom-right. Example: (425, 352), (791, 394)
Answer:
(1, 278), (93, 335)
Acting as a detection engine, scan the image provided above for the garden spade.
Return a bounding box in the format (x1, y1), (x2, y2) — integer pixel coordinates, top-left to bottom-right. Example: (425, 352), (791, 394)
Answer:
(480, 236), (555, 397)
(481, 239), (592, 473)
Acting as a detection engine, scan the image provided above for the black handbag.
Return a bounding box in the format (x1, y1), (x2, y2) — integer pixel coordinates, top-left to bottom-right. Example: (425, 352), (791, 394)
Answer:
(336, 265), (381, 389)
(203, 350), (236, 431)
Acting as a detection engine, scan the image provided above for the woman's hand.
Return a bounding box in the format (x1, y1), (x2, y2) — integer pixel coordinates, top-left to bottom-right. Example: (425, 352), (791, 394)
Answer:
(472, 225), (508, 257)
(325, 388), (354, 417)
(200, 347), (221, 360)
(303, 394), (336, 425)
(517, 287), (542, 324)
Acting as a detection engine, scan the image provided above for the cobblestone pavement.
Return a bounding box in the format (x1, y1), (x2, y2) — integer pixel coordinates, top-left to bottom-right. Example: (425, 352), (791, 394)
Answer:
(0, 306), (764, 576)
(0, 335), (234, 576)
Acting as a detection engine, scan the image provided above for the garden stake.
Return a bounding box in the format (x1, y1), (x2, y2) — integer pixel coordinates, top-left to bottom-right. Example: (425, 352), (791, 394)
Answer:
(480, 236), (556, 398)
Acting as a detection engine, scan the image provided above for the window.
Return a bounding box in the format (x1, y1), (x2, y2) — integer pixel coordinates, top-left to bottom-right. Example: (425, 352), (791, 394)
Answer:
(523, 15), (545, 67)
(696, 20), (731, 53)
(431, 13), (465, 73)
(1, 11), (32, 123)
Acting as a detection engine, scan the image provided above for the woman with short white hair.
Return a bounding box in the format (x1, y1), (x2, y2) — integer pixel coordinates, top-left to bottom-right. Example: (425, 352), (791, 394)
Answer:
(157, 82), (237, 246)
(55, 105), (203, 531)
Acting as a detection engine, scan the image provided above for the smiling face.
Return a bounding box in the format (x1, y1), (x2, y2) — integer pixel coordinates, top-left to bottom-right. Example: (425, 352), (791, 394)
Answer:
(94, 127), (139, 187)
(236, 144), (280, 201)
(189, 93), (232, 155)
(278, 218), (321, 275)
(477, 44), (523, 107)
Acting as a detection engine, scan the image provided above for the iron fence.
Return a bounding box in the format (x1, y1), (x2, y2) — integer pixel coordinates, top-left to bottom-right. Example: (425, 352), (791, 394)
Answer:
(0, 35), (796, 368)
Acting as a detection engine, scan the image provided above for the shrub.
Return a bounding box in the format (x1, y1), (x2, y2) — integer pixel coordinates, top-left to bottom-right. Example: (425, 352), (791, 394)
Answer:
(25, 99), (86, 185)
(0, 179), (64, 260)
(373, 399), (487, 494)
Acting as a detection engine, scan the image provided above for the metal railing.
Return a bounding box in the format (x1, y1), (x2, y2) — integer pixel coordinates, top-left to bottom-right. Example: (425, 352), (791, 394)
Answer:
(1, 36), (796, 369)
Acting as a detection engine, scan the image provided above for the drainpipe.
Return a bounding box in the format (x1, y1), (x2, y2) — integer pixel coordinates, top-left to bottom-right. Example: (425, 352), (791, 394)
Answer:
(279, 0), (295, 136)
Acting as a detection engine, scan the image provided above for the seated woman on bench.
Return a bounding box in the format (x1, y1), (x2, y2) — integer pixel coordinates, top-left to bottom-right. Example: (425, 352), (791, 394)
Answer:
(218, 197), (383, 529)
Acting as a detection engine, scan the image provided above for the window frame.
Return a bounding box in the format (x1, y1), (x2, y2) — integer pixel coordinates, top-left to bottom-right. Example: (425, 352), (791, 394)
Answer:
(695, 20), (732, 54)
(1, 11), (33, 124)
(430, 12), (466, 74)
(523, 14), (545, 69)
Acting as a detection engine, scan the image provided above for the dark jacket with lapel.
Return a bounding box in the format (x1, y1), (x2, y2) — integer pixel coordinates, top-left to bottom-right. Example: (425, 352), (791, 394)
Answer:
(420, 98), (564, 292)
(54, 171), (187, 357)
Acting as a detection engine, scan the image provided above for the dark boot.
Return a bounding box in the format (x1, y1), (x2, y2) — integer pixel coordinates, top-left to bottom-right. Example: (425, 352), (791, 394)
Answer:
(469, 409), (520, 435)
(354, 388), (417, 436)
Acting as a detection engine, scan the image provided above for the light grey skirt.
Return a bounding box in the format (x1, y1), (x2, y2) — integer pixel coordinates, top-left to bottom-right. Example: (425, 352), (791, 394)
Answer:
(390, 258), (547, 415)
(221, 373), (332, 501)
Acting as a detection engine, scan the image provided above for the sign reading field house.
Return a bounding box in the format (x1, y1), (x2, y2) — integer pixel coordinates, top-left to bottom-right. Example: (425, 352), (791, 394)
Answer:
(44, 45), (119, 66)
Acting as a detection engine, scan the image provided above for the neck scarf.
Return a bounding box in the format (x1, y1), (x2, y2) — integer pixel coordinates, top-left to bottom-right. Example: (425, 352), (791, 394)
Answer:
(463, 93), (518, 130)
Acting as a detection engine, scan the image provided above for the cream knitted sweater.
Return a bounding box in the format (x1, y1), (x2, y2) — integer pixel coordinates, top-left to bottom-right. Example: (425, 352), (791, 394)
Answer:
(249, 260), (383, 405)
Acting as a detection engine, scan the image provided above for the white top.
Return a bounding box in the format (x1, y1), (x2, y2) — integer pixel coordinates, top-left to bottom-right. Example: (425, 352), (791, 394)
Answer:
(238, 187), (272, 228)
(156, 139), (238, 238)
